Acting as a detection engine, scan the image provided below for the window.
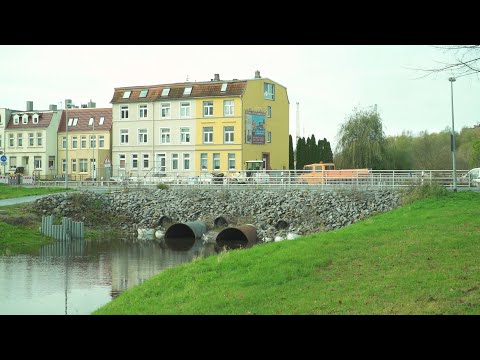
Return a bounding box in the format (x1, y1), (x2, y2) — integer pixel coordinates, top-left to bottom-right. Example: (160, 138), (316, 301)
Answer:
(73, 118), (78, 126)
(89, 117), (94, 126)
(90, 135), (96, 149)
(267, 106), (272, 118)
(200, 153), (208, 170)
(203, 101), (213, 117)
(224, 100), (234, 116)
(213, 153), (220, 170)
(62, 136), (67, 149)
(13, 115), (19, 124)
(71, 159), (77, 172)
(161, 103), (171, 118)
(28, 133), (34, 146)
(221, 83), (228, 92)
(203, 126), (213, 143)
(62, 159), (66, 173)
(123, 90), (131, 98)
(132, 154), (138, 169)
(228, 153), (236, 170)
(171, 153), (178, 170)
(120, 129), (129, 144)
(138, 129), (148, 144)
(183, 153), (190, 170)
(139, 105), (147, 118)
(139, 89), (148, 98)
(79, 159), (88, 172)
(48, 156), (55, 170)
(180, 102), (191, 117)
(22, 114), (28, 124)
(34, 156), (42, 169)
(143, 154), (149, 168)
(161, 88), (170, 96)
(99, 135), (105, 148)
(264, 83), (275, 100)
(119, 154), (126, 169)
(183, 87), (192, 96)
(9, 156), (16, 168)
(160, 128), (170, 144)
(72, 136), (78, 149)
(224, 126), (234, 143)
(9, 134), (14, 147)
(32, 114), (39, 124)
(180, 128), (190, 143)
(81, 135), (87, 148)
(68, 117), (73, 126)
(0, 114), (2, 124)
(99, 116), (105, 125)
(17, 133), (23, 147)
(121, 106), (129, 119)
(37, 132), (42, 146)
(267, 131), (272, 143)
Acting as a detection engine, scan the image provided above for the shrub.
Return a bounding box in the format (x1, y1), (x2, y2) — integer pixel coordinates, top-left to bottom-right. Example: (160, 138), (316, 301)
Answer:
(401, 183), (449, 205)
(157, 183), (169, 190)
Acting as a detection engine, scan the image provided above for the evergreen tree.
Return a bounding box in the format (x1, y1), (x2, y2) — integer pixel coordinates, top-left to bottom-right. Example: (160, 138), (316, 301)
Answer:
(289, 134), (295, 170)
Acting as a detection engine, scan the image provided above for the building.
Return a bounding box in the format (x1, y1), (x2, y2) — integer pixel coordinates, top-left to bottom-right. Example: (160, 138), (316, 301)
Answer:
(3, 102), (63, 177)
(110, 71), (289, 177)
(57, 108), (112, 180)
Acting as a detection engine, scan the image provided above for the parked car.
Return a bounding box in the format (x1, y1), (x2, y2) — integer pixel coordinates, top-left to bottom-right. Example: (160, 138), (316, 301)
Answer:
(462, 168), (480, 186)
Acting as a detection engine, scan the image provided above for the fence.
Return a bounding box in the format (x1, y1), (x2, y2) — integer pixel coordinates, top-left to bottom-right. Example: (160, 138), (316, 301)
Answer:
(41, 215), (84, 241)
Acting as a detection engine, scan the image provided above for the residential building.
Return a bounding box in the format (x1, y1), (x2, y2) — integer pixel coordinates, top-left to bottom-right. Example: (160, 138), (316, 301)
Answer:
(110, 71), (289, 177)
(57, 108), (112, 180)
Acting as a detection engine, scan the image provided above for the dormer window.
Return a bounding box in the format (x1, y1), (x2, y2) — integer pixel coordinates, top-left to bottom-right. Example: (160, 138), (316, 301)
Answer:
(183, 87), (192, 96)
(89, 117), (94, 126)
(22, 114), (28, 124)
(32, 114), (39, 124)
(221, 83), (228, 92)
(13, 114), (20, 124)
(73, 118), (78, 126)
(123, 90), (131, 98)
(99, 116), (105, 125)
(161, 88), (170, 97)
(139, 89), (148, 98)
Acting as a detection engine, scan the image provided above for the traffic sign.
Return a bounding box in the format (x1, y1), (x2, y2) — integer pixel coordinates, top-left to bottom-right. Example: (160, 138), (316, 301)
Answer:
(0, 155), (6, 162)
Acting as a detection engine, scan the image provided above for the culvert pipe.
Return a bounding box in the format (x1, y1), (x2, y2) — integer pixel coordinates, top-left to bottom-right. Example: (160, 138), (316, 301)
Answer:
(159, 215), (173, 228)
(275, 220), (288, 230)
(214, 215), (231, 227)
(216, 224), (257, 250)
(164, 221), (207, 251)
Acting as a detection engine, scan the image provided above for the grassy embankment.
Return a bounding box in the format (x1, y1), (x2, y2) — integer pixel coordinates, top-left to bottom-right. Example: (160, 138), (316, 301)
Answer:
(0, 184), (70, 255)
(94, 189), (480, 315)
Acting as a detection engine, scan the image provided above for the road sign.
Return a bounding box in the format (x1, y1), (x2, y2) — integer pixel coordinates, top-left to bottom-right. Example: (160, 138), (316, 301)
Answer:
(0, 155), (6, 162)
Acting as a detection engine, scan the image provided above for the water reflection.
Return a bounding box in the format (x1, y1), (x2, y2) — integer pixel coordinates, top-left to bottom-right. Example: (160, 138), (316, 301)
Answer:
(0, 237), (209, 315)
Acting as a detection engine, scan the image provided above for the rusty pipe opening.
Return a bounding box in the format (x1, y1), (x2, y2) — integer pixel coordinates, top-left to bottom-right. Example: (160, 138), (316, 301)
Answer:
(216, 224), (257, 250)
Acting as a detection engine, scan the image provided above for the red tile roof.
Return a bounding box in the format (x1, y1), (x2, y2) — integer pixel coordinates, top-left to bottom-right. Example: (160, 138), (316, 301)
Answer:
(58, 108), (113, 133)
(111, 80), (247, 104)
(6, 111), (54, 129)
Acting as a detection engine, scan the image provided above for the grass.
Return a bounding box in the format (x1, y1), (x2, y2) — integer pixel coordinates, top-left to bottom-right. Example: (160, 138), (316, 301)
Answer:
(0, 184), (69, 200)
(93, 190), (480, 315)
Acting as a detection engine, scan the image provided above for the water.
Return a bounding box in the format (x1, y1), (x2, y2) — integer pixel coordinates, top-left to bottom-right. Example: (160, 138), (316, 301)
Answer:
(0, 238), (208, 315)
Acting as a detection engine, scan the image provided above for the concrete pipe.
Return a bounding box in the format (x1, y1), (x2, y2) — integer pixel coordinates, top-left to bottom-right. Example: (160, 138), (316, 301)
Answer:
(165, 221), (207, 251)
(216, 224), (257, 250)
(214, 215), (230, 227)
(159, 215), (173, 228)
(275, 220), (289, 230)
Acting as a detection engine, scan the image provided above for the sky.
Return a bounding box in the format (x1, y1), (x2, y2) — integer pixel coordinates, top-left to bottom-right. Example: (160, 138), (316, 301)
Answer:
(1, 45), (478, 150)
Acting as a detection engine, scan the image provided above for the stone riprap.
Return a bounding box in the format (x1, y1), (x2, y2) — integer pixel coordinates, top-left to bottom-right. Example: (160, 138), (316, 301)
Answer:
(31, 189), (402, 242)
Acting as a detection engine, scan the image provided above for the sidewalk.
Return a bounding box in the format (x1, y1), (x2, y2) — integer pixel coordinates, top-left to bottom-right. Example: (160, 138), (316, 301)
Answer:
(0, 193), (68, 207)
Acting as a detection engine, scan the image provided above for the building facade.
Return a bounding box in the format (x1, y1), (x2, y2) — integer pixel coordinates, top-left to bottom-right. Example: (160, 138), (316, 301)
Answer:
(110, 71), (289, 177)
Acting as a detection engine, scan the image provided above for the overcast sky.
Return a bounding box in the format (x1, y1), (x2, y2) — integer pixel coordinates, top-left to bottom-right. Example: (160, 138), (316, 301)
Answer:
(1, 45), (478, 149)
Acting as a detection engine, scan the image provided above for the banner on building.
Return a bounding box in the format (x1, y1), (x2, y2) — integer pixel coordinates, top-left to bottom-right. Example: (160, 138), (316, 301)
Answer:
(245, 111), (266, 144)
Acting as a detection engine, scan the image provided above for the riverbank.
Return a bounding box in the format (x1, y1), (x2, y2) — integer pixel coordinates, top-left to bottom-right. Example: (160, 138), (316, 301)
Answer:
(93, 191), (480, 314)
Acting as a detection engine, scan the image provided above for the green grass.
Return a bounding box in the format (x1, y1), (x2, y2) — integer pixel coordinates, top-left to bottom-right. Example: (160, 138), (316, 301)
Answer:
(0, 204), (52, 256)
(93, 191), (480, 315)
(0, 184), (69, 200)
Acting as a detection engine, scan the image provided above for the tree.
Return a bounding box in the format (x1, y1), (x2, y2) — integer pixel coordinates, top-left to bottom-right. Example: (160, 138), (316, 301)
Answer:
(288, 134), (294, 170)
(334, 106), (386, 169)
(295, 137), (307, 169)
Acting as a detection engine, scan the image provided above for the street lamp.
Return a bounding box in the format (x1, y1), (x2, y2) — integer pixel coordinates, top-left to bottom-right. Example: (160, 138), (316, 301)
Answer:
(449, 77), (457, 192)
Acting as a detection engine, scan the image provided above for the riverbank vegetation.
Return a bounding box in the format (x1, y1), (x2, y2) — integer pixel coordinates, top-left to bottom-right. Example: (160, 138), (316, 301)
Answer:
(93, 190), (480, 314)
(0, 184), (69, 200)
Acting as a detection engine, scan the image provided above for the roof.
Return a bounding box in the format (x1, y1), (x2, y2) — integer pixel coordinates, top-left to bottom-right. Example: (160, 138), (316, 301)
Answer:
(110, 80), (248, 104)
(6, 111), (55, 129)
(58, 108), (113, 133)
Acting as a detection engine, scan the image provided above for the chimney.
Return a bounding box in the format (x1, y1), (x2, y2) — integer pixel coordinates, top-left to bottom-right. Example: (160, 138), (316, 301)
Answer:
(255, 70), (261, 79)
(214, 73), (220, 81)
(49, 104), (57, 111)
(26, 101), (33, 111)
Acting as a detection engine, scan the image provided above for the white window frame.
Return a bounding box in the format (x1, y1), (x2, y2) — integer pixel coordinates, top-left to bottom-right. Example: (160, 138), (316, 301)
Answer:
(171, 153), (179, 170)
(267, 106), (272, 118)
(119, 154), (126, 169)
(71, 159), (77, 173)
(139, 89), (148, 98)
(203, 127), (213, 144)
(161, 88), (170, 97)
(183, 153), (190, 170)
(89, 117), (94, 126)
(213, 153), (220, 170)
(81, 135), (87, 149)
(161, 103), (171, 118)
(9, 134), (14, 147)
(120, 129), (129, 144)
(139, 105), (148, 118)
(62, 159), (66, 173)
(62, 136), (67, 149)
(200, 153), (208, 171)
(90, 135), (96, 149)
(99, 116), (105, 125)
(264, 83), (275, 100)
(99, 135), (105, 148)
(183, 87), (192, 96)
(72, 136), (78, 149)
(132, 154), (138, 169)
(37, 132), (43, 146)
(22, 114), (28, 124)
(79, 159), (88, 173)
(32, 114), (39, 124)
(17, 133), (23, 147)
(123, 90), (131, 98)
(142, 154), (149, 169)
(224, 100), (234, 116)
(121, 105), (129, 119)
(28, 133), (34, 146)
(138, 129), (148, 144)
(73, 118), (79, 126)
(203, 101), (213, 117)
(13, 115), (19, 124)
(180, 102), (191, 118)
(224, 126), (234, 144)
(180, 127), (190, 144)
(160, 128), (171, 144)
(34, 156), (42, 170)
(267, 131), (272, 143)
(228, 153), (236, 170)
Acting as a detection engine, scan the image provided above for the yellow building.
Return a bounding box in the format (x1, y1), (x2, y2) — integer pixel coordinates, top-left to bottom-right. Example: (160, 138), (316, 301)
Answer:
(57, 108), (112, 180)
(110, 71), (289, 176)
